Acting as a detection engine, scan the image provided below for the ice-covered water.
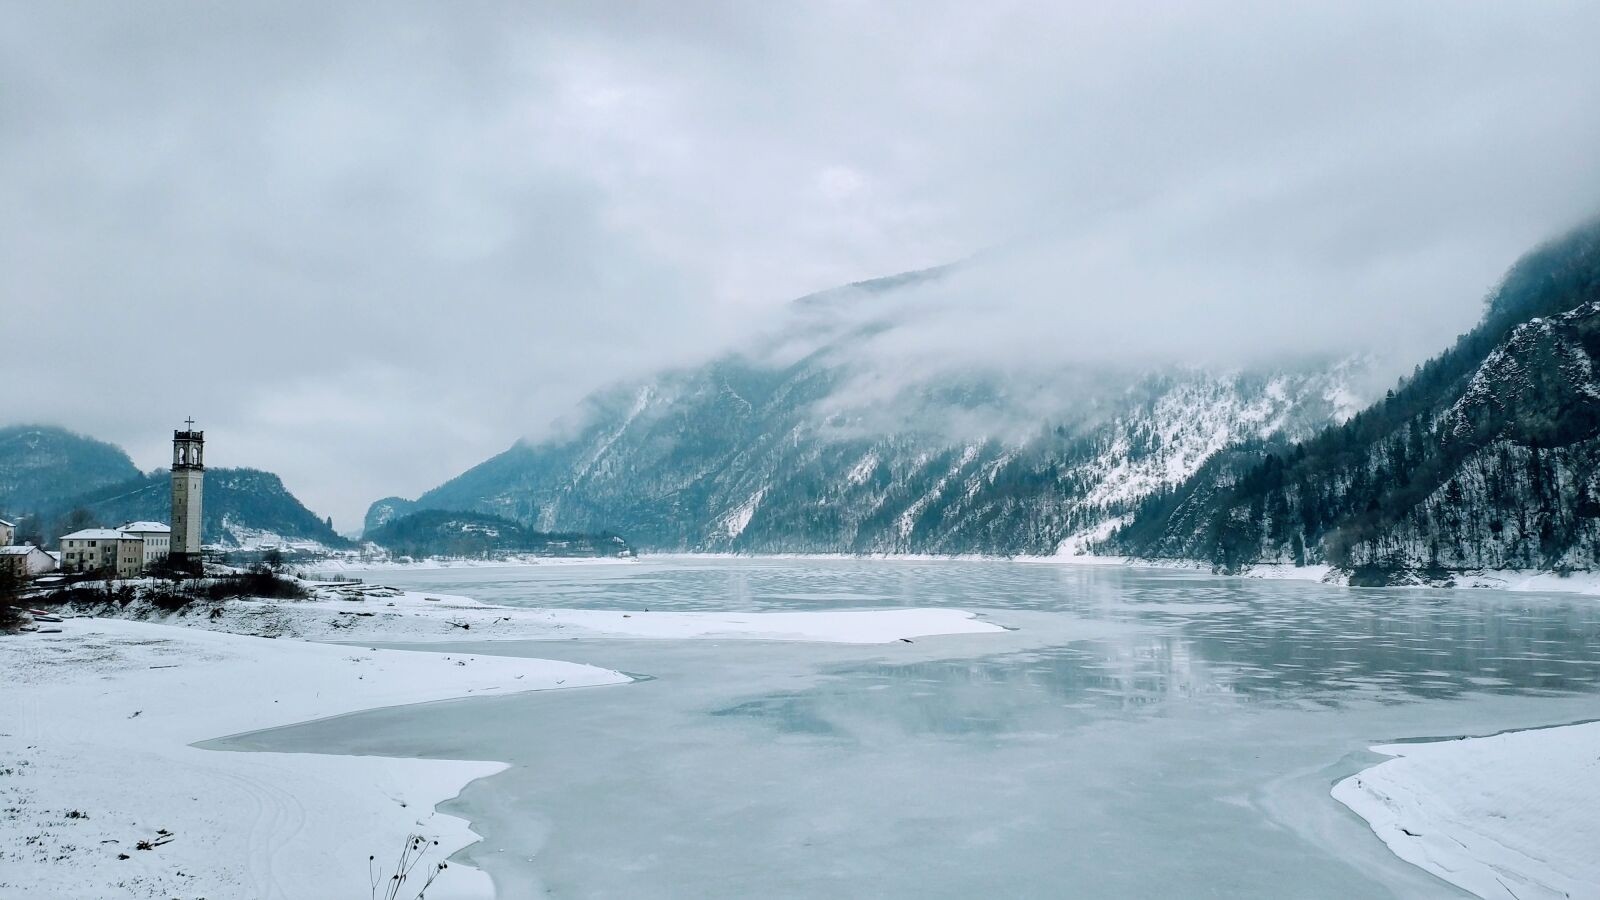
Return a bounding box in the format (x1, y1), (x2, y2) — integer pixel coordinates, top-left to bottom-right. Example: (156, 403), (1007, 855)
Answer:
(221, 558), (1600, 898)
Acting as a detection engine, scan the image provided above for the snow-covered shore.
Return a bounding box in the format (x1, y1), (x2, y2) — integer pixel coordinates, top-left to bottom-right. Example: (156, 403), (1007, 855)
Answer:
(58, 584), (1007, 645)
(1333, 722), (1600, 900)
(1242, 562), (1600, 595)
(1049, 551), (1600, 596)
(0, 618), (628, 900)
(308, 549), (1600, 598)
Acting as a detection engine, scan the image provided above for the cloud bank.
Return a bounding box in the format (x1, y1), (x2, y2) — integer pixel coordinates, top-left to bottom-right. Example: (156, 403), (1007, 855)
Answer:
(4, 2), (1600, 526)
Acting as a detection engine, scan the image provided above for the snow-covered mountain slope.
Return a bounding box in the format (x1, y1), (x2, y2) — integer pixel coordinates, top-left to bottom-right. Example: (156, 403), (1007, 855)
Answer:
(1110, 218), (1600, 577)
(1336, 302), (1600, 572)
(372, 271), (1367, 555)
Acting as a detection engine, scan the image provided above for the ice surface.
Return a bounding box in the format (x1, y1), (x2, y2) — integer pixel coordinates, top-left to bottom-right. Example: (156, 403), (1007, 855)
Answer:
(226, 559), (1600, 899)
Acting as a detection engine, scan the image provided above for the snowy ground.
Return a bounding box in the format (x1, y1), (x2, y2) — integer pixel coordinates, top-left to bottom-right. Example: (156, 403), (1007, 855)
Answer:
(0, 618), (627, 900)
(1, 586), (1004, 898)
(1333, 722), (1600, 900)
(58, 584), (1007, 645)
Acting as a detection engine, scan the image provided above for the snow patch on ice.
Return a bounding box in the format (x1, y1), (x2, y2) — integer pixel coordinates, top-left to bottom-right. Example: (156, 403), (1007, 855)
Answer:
(74, 587), (1008, 645)
(1334, 722), (1600, 900)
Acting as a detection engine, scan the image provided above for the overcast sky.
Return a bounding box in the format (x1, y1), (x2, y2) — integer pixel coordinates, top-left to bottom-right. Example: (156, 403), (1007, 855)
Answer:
(5, 2), (1600, 530)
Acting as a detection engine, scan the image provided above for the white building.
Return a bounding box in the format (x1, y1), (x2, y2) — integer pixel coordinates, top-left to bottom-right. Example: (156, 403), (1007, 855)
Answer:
(0, 518), (15, 546)
(118, 522), (172, 567)
(1, 545), (58, 577)
(59, 529), (147, 578)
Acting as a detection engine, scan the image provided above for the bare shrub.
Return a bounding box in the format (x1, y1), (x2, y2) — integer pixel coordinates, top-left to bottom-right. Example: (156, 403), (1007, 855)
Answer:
(370, 833), (449, 899)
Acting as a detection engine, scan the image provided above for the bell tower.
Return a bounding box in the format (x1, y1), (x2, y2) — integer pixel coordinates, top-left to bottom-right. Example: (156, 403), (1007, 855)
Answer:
(171, 418), (205, 571)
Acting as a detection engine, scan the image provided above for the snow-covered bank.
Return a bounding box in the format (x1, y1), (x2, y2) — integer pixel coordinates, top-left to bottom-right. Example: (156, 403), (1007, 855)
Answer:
(1333, 722), (1600, 900)
(318, 549), (1600, 598)
(305, 554), (637, 573)
(1449, 568), (1600, 595)
(0, 619), (628, 900)
(1249, 562), (1600, 595)
(64, 586), (1007, 644)
(1046, 551), (1600, 596)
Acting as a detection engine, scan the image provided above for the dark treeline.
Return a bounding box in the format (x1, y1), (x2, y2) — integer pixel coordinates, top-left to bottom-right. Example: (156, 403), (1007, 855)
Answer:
(364, 508), (631, 559)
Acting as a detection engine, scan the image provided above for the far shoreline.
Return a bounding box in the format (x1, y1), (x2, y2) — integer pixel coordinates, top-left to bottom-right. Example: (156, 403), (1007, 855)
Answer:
(319, 550), (1600, 599)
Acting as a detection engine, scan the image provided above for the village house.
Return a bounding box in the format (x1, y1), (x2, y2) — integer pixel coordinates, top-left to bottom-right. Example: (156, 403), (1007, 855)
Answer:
(0, 518), (15, 547)
(118, 521), (172, 567)
(1, 544), (58, 577)
(59, 528), (149, 578)
(57, 521), (174, 578)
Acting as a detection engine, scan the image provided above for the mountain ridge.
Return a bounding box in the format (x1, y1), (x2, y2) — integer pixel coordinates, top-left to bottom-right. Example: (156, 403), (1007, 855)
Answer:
(370, 273), (1370, 554)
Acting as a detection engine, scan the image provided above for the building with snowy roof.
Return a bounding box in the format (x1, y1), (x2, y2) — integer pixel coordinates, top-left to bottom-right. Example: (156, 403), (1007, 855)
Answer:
(118, 522), (172, 567)
(0, 518), (15, 547)
(59, 528), (150, 578)
(1, 545), (58, 577)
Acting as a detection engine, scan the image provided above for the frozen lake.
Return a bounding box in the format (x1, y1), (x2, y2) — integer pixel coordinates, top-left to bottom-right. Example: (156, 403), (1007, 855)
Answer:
(217, 558), (1600, 898)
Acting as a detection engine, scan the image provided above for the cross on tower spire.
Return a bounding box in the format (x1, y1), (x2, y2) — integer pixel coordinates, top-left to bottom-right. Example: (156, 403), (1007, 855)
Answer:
(184, 417), (195, 430)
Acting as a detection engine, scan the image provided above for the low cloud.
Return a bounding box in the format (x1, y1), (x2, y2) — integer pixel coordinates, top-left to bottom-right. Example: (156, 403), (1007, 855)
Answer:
(4, 2), (1600, 525)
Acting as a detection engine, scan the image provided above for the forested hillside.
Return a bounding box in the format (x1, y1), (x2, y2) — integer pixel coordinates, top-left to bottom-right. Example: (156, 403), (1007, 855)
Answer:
(1110, 219), (1600, 579)
(364, 509), (629, 559)
(0, 425), (140, 515)
(57, 467), (350, 550)
(0, 426), (348, 550)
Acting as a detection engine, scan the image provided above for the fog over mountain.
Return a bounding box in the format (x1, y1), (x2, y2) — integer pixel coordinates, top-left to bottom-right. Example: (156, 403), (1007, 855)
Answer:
(5, 2), (1600, 527)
